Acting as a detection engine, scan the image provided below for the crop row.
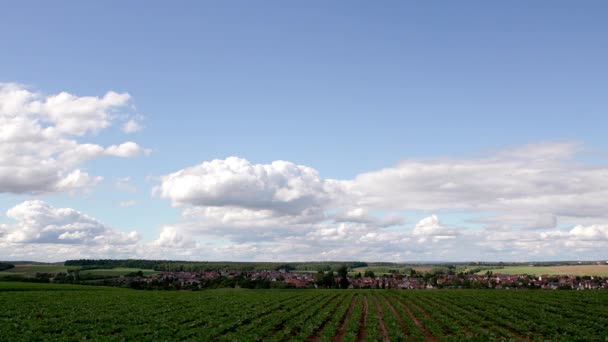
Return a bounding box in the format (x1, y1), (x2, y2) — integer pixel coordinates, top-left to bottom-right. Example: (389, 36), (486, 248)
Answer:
(1, 283), (607, 341)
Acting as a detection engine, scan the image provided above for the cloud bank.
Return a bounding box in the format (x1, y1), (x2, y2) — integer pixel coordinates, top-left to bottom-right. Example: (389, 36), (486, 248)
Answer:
(1, 141), (608, 262)
(146, 144), (608, 262)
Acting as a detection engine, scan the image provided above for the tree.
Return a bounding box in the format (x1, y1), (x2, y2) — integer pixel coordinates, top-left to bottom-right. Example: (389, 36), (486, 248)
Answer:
(339, 277), (350, 289)
(364, 270), (375, 278)
(315, 271), (335, 288)
(337, 265), (348, 278)
(337, 265), (350, 289)
(314, 271), (325, 286)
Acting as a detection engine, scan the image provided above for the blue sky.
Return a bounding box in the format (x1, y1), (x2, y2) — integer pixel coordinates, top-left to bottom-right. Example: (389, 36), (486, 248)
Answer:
(1, 2), (607, 262)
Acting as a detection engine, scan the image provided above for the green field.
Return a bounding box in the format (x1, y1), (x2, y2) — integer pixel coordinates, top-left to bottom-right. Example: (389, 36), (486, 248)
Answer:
(352, 266), (432, 276)
(476, 265), (608, 277)
(0, 264), (159, 279)
(79, 267), (159, 277)
(0, 264), (80, 277)
(0, 282), (606, 341)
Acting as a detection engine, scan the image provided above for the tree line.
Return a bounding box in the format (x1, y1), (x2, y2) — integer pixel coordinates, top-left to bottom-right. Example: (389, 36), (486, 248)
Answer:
(64, 259), (368, 272)
(0, 263), (15, 272)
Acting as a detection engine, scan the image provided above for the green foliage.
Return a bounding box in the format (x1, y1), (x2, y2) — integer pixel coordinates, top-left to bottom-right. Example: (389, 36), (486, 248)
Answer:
(315, 271), (336, 288)
(336, 265), (348, 278)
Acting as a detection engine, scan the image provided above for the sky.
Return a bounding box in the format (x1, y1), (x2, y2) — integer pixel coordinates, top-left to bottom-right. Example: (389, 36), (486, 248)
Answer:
(1, 1), (607, 262)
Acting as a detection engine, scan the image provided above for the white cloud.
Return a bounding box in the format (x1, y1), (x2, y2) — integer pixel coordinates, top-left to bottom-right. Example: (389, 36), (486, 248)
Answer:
(155, 157), (338, 214)
(105, 142), (144, 157)
(568, 224), (608, 240)
(147, 145), (608, 261)
(411, 215), (459, 241)
(118, 200), (136, 207)
(1, 200), (140, 245)
(349, 141), (608, 223)
(153, 226), (197, 249)
(0, 83), (145, 194)
(333, 208), (404, 228)
(42, 90), (130, 136)
(3, 141), (608, 262)
(122, 118), (143, 133)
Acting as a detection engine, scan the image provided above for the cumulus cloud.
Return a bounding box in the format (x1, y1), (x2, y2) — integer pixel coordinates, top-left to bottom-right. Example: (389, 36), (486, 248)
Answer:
(411, 215), (459, 242)
(154, 157), (340, 214)
(0, 83), (146, 194)
(1, 200), (140, 245)
(4, 141), (608, 262)
(122, 118), (143, 133)
(333, 208), (404, 228)
(147, 144), (608, 261)
(567, 224), (608, 240)
(350, 141), (608, 224)
(105, 142), (144, 157)
(153, 226), (197, 249)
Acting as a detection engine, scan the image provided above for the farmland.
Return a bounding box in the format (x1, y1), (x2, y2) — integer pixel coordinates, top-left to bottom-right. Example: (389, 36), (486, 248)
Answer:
(475, 264), (608, 277)
(0, 263), (157, 279)
(1, 282), (606, 341)
(0, 264), (79, 277)
(78, 267), (159, 277)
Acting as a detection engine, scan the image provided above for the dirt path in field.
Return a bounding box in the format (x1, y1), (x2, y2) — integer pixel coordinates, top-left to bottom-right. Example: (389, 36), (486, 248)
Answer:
(395, 299), (437, 342)
(332, 295), (358, 342)
(306, 295), (348, 342)
(373, 296), (390, 342)
(356, 295), (368, 342)
(383, 297), (410, 338)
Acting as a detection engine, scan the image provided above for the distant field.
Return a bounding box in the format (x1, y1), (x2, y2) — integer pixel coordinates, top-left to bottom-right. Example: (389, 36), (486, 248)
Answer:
(352, 266), (432, 275)
(0, 264), (158, 278)
(79, 268), (159, 277)
(0, 282), (607, 341)
(0, 264), (79, 277)
(476, 265), (608, 276)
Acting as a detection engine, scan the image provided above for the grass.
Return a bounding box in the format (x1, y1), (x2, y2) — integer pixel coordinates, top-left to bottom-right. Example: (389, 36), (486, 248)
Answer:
(0, 264), (79, 277)
(352, 266), (432, 275)
(475, 265), (608, 276)
(79, 268), (159, 276)
(0, 264), (158, 278)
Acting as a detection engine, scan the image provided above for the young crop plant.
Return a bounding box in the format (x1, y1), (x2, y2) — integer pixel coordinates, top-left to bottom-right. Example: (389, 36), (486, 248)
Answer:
(316, 293), (357, 342)
(379, 292), (425, 341)
(362, 293), (381, 342)
(341, 293), (364, 342)
(375, 293), (407, 341)
(2, 284), (608, 341)
(266, 292), (341, 341)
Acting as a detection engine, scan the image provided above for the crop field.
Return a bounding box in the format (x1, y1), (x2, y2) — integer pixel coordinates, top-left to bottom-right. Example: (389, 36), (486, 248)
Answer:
(352, 266), (433, 275)
(79, 267), (159, 277)
(1, 282), (607, 341)
(476, 265), (608, 277)
(0, 264), (80, 277)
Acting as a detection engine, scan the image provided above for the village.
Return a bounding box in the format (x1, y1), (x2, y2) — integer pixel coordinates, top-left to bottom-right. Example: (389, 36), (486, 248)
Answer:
(119, 268), (608, 291)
